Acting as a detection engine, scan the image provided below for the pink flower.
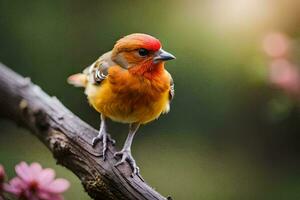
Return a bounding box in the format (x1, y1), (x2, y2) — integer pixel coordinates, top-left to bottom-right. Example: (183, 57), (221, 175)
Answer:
(0, 164), (5, 197)
(4, 162), (70, 200)
(269, 59), (300, 95)
(263, 32), (290, 58)
(0, 165), (5, 184)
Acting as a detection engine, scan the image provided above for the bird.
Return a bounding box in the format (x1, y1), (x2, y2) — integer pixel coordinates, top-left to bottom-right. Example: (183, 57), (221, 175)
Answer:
(67, 33), (175, 178)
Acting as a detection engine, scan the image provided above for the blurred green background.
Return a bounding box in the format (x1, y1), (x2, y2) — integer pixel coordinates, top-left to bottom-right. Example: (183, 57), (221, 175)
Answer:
(1, 0), (300, 199)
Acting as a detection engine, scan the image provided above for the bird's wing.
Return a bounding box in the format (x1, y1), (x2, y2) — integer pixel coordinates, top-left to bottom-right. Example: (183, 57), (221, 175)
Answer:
(84, 51), (117, 85)
(165, 70), (174, 102)
(169, 76), (175, 102)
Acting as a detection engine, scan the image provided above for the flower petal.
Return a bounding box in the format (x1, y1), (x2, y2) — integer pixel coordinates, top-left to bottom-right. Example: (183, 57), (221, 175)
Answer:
(38, 191), (63, 200)
(50, 194), (64, 200)
(0, 164), (5, 182)
(3, 183), (20, 194)
(38, 191), (52, 199)
(24, 191), (40, 200)
(3, 177), (25, 195)
(43, 179), (70, 193)
(38, 168), (55, 186)
(30, 163), (42, 175)
(15, 162), (33, 182)
(24, 190), (35, 199)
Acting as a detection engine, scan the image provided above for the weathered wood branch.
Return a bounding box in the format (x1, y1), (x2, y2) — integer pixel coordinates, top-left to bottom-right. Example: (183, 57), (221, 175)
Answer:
(0, 63), (170, 200)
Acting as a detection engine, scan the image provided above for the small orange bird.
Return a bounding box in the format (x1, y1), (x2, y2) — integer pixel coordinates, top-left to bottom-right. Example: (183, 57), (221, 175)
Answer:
(68, 33), (175, 178)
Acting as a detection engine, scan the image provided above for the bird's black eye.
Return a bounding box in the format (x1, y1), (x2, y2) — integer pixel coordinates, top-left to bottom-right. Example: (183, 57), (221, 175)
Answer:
(138, 48), (149, 57)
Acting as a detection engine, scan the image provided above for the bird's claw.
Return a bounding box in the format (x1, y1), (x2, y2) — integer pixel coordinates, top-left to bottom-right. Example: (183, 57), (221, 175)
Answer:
(92, 135), (102, 147)
(92, 132), (116, 160)
(92, 132), (116, 146)
(114, 150), (144, 181)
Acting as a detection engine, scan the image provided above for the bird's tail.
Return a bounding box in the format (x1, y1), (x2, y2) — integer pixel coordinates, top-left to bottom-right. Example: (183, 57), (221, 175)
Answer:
(67, 73), (88, 87)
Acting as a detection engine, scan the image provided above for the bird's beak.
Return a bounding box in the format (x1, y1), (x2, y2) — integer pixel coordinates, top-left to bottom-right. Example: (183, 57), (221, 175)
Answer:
(153, 49), (176, 63)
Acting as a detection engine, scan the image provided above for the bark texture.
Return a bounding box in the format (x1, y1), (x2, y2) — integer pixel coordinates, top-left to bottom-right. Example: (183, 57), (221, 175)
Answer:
(0, 63), (170, 200)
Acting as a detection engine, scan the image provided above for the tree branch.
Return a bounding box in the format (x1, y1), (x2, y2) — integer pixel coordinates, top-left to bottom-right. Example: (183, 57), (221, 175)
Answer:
(0, 63), (169, 200)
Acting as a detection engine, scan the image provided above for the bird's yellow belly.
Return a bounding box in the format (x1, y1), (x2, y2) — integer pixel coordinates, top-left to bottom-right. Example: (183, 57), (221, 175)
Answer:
(86, 78), (170, 124)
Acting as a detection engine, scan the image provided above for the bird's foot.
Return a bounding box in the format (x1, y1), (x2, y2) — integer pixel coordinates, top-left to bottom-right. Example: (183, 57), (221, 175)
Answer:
(92, 132), (116, 160)
(114, 150), (144, 181)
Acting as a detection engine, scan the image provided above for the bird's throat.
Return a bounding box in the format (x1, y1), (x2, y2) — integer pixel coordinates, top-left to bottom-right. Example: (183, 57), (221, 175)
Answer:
(129, 61), (164, 80)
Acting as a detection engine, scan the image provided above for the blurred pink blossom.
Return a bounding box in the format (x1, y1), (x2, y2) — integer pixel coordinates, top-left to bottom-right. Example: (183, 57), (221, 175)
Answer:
(0, 164), (5, 200)
(263, 32), (290, 58)
(4, 162), (70, 200)
(0, 165), (5, 185)
(269, 59), (300, 95)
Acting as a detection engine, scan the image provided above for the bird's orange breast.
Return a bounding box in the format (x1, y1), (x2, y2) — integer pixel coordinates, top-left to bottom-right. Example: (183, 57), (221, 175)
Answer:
(85, 65), (170, 124)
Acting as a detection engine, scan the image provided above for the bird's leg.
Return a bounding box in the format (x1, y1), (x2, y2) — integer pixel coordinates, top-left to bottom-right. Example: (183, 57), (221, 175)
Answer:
(92, 114), (116, 160)
(114, 122), (143, 180)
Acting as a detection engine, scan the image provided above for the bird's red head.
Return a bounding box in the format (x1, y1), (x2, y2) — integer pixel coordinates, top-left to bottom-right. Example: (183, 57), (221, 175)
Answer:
(114, 33), (161, 53)
(112, 33), (175, 77)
